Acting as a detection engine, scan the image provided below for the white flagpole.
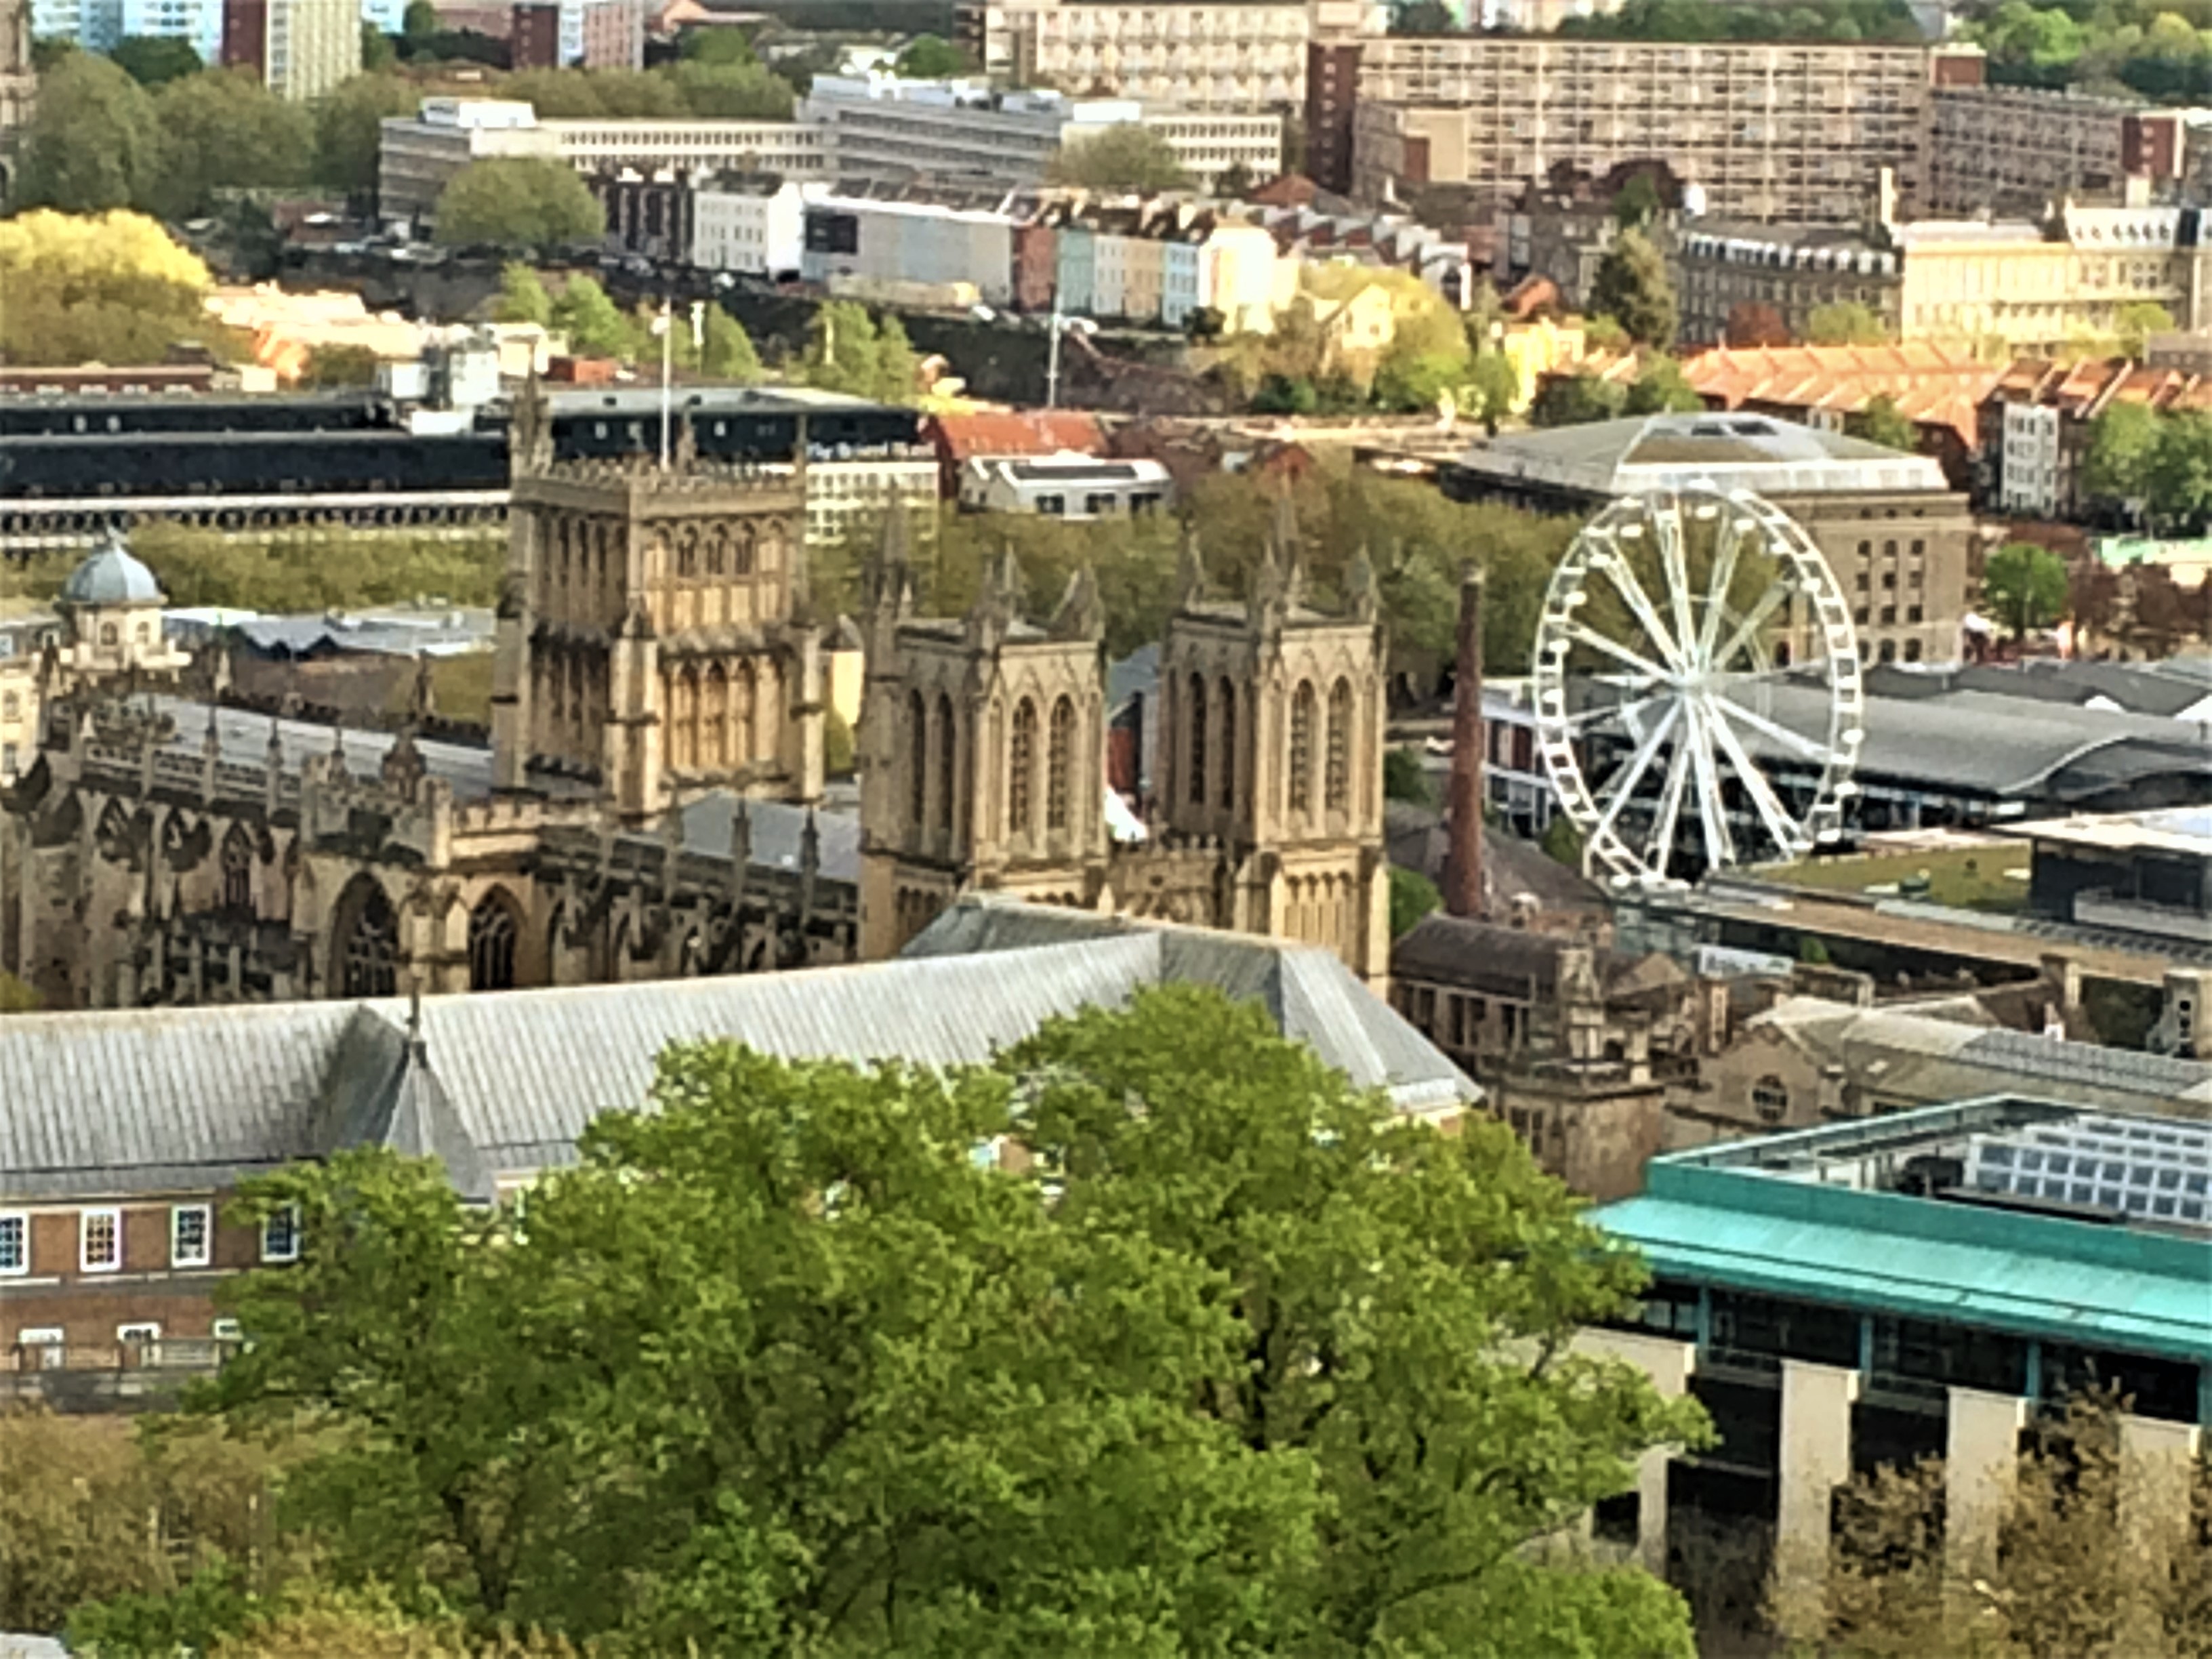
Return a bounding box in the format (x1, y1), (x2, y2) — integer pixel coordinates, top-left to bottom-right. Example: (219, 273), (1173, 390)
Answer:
(657, 299), (674, 471)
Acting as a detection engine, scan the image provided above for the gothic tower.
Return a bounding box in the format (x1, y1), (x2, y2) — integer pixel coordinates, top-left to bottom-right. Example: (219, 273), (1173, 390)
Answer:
(1150, 491), (1392, 983)
(857, 510), (1110, 958)
(491, 382), (823, 823)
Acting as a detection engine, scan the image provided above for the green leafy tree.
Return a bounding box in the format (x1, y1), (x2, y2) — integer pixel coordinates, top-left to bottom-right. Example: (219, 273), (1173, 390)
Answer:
(1807, 300), (1889, 346)
(1391, 0), (1457, 30)
(313, 73), (417, 194)
(1541, 813), (1585, 871)
(1046, 123), (1193, 191)
(549, 274), (638, 357)
(822, 705), (856, 775)
(1531, 371), (1629, 428)
(664, 59), (795, 119)
(1612, 171), (1662, 229)
(2148, 407), (2212, 531)
(300, 344), (382, 388)
(1982, 541), (2070, 638)
(14, 52), (160, 212)
(1586, 228), (1676, 350)
(433, 158), (604, 250)
(1215, 157), (1257, 196)
(699, 305), (764, 382)
(1847, 392), (1918, 453)
(1468, 349), (1520, 435)
(1374, 346), (1470, 413)
(143, 68), (314, 220)
(893, 31), (966, 76)
(1389, 865), (1441, 937)
(1623, 354), (1703, 415)
(494, 262), (554, 326)
(680, 25), (758, 64)
(360, 20), (396, 70)
(2081, 400), (2160, 509)
(1383, 745), (1433, 804)
(30, 34), (77, 70)
(401, 0), (437, 38)
(800, 299), (918, 401)
(110, 33), (203, 85)
(2114, 299), (2176, 359)
(0, 208), (224, 366)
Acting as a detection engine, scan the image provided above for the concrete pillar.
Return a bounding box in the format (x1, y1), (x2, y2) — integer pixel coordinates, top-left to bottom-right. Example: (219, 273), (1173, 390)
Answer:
(1572, 1328), (1698, 1573)
(1773, 1359), (1860, 1633)
(1943, 1387), (2026, 1582)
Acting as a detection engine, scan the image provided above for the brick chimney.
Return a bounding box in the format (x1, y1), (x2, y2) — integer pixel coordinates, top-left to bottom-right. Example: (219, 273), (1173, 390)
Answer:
(1443, 572), (1485, 918)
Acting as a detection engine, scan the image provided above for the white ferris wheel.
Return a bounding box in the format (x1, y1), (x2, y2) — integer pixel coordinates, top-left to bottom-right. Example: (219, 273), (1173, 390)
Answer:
(1529, 487), (1864, 888)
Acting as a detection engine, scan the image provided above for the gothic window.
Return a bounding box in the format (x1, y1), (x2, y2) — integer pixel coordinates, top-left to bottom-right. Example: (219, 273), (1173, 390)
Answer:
(706, 526), (729, 577)
(1047, 695), (1075, 832)
(100, 623), (118, 647)
(703, 663), (728, 769)
(220, 823), (253, 913)
(1326, 678), (1353, 813)
(908, 690), (928, 827)
(1288, 680), (1315, 821)
(1218, 678), (1236, 811)
(469, 891), (520, 991)
(1186, 674), (1207, 806)
(336, 878), (397, 999)
(935, 692), (956, 835)
(733, 525), (756, 576)
(1009, 697), (1037, 839)
(733, 663), (755, 764)
(670, 670), (698, 771)
(677, 526), (699, 579)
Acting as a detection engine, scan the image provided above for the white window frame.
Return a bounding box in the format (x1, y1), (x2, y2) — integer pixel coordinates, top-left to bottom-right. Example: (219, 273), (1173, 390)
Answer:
(260, 1204), (301, 1265)
(211, 1317), (243, 1343)
(0, 1210), (27, 1277)
(80, 1206), (122, 1274)
(170, 1203), (212, 1269)
(117, 1322), (161, 1345)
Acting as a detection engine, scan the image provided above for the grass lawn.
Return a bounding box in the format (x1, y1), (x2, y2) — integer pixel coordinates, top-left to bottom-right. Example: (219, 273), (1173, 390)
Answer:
(384, 651), (496, 726)
(1767, 842), (2030, 913)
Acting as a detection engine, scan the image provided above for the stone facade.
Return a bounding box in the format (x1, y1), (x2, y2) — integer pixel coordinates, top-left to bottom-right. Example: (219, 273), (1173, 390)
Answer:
(858, 495), (1393, 984)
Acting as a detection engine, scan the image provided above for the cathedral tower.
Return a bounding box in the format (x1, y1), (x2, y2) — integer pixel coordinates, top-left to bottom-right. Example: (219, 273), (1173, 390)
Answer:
(491, 383), (822, 822)
(857, 510), (1110, 958)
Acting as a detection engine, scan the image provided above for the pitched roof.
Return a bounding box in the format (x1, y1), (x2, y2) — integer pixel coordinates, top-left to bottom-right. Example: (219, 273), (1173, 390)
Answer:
(0, 903), (1473, 1202)
(928, 411), (1109, 464)
(1679, 343), (2001, 448)
(1457, 412), (1950, 497)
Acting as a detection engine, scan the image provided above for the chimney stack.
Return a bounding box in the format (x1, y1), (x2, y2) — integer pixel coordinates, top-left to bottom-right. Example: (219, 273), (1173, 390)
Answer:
(1443, 571), (1485, 919)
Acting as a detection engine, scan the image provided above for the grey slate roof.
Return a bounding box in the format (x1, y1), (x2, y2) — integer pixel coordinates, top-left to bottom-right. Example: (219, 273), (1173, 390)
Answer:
(0, 903), (1473, 1202)
(61, 539), (165, 607)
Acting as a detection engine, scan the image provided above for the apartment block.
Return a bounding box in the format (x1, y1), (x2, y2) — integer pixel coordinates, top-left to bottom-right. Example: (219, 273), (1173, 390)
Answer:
(804, 192), (1023, 306)
(694, 174), (813, 280)
(955, 0), (1379, 112)
(1315, 36), (1971, 223)
(1979, 355), (2212, 520)
(1927, 84), (2155, 218)
(1675, 222), (1904, 346)
(222, 0), (359, 100)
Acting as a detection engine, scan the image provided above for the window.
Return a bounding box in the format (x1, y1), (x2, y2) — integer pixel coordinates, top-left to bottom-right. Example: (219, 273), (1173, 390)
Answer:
(1186, 674), (1207, 806)
(1217, 679), (1236, 811)
(907, 691), (928, 827)
(1046, 696), (1075, 832)
(1325, 678), (1353, 813)
(1084, 493), (1116, 516)
(81, 1208), (121, 1273)
(0, 1212), (25, 1275)
(468, 894), (520, 992)
(261, 1205), (300, 1265)
(1035, 493), (1066, 516)
(1, 692), (16, 720)
(220, 823), (254, 912)
(935, 693), (956, 836)
(117, 1322), (160, 1346)
(1288, 680), (1315, 820)
(1008, 697), (1037, 839)
(212, 1317), (243, 1343)
(171, 1204), (211, 1269)
(1750, 1075), (1790, 1124)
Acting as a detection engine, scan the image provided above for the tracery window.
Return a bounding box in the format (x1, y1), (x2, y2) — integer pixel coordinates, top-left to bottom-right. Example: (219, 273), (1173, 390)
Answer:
(469, 893), (520, 991)
(1047, 695), (1075, 832)
(340, 882), (398, 998)
(908, 690), (928, 827)
(1325, 678), (1353, 813)
(1288, 680), (1315, 821)
(1186, 674), (1207, 806)
(1009, 697), (1037, 838)
(935, 693), (956, 835)
(220, 824), (253, 912)
(1218, 679), (1236, 811)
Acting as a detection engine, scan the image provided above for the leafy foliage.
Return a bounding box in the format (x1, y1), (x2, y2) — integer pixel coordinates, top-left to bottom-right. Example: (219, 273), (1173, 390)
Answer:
(1587, 230), (1676, 350)
(2082, 401), (2160, 507)
(143, 68), (314, 220)
(178, 989), (1700, 1654)
(1045, 123), (1194, 191)
(798, 300), (920, 402)
(1622, 355), (1702, 415)
(300, 344), (383, 388)
(1560, 0), (1921, 43)
(494, 262), (554, 327)
(2148, 408), (2212, 531)
(2115, 300), (2175, 359)
(1383, 745), (1433, 805)
(1388, 864), (1442, 937)
(1807, 300), (1889, 346)
(1723, 301), (1790, 347)
(312, 73), (419, 195)
(434, 159), (605, 251)
(0, 209), (233, 367)
(0, 971), (39, 1012)
(895, 32), (966, 75)
(16, 522), (503, 614)
(1531, 372), (1629, 428)
(1846, 392), (1918, 453)
(1982, 541), (2070, 638)
(110, 33), (203, 85)
(14, 52), (161, 213)
(548, 273), (635, 356)
(1963, 0), (2212, 104)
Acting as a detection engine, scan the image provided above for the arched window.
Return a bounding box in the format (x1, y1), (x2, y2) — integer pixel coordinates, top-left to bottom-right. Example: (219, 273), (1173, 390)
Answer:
(1217, 679), (1236, 811)
(469, 893), (520, 991)
(705, 526), (729, 577)
(1047, 695), (1075, 832)
(676, 525), (699, 579)
(1325, 678), (1353, 813)
(220, 824), (254, 913)
(1009, 697), (1037, 839)
(702, 663), (728, 769)
(1186, 674), (1207, 806)
(907, 689), (928, 827)
(100, 623), (118, 647)
(670, 670), (699, 771)
(733, 524), (756, 576)
(1288, 680), (1315, 821)
(935, 692), (956, 835)
(336, 878), (397, 999)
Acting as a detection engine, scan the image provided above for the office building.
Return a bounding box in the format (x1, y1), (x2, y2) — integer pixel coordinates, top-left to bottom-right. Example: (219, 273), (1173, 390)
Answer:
(693, 174), (814, 280)
(1315, 36), (1973, 222)
(1927, 83), (2178, 218)
(1673, 222), (1904, 347)
(221, 0), (359, 100)
(46, 0), (223, 62)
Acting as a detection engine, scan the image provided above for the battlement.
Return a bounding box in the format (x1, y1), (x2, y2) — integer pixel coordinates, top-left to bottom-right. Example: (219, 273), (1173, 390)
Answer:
(451, 794), (607, 836)
(523, 457), (803, 502)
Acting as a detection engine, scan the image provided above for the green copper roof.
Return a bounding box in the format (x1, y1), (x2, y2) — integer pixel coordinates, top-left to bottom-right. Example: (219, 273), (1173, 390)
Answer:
(1595, 1101), (2212, 1366)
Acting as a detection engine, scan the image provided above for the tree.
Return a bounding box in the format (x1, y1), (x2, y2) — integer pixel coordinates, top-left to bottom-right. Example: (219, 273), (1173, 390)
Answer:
(2148, 407), (2212, 532)
(360, 20), (396, 70)
(1623, 354), (1703, 415)
(799, 300), (917, 403)
(2082, 401), (2160, 510)
(1612, 171), (1661, 229)
(433, 158), (604, 251)
(699, 306), (764, 382)
(1214, 158), (1257, 197)
(142, 68), (314, 220)
(300, 344), (382, 388)
(1383, 745), (1433, 805)
(893, 32), (966, 76)
(665, 59), (796, 119)
(313, 73), (417, 194)
(1586, 228), (1676, 350)
(14, 52), (159, 212)
(1391, 0), (1457, 30)
(190, 990), (1703, 1654)
(2114, 299), (2176, 360)
(1469, 348), (1520, 435)
(680, 25), (758, 64)
(110, 33), (202, 85)
(1847, 392), (1919, 453)
(1045, 123), (1193, 192)
(1723, 300), (1790, 348)
(1388, 864), (1442, 937)
(494, 262), (554, 326)
(1807, 299), (1889, 346)
(1530, 371), (1629, 428)
(1541, 813), (1584, 870)
(548, 274), (638, 358)
(0, 209), (223, 367)
(401, 0), (437, 39)
(1982, 541), (2070, 638)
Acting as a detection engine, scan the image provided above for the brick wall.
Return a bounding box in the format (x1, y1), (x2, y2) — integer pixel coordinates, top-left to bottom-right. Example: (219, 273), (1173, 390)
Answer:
(3, 1193), (274, 1359)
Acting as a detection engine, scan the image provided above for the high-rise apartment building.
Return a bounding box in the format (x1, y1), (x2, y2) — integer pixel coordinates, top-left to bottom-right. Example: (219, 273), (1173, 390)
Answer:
(1928, 83), (2184, 217)
(222, 0), (359, 100)
(39, 0), (220, 62)
(1314, 35), (1978, 223)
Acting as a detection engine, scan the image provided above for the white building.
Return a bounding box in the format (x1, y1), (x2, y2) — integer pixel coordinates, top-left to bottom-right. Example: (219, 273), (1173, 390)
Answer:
(256, 0), (361, 102)
(801, 194), (1021, 307)
(1999, 401), (2062, 520)
(692, 176), (815, 280)
(44, 0), (222, 60)
(959, 452), (1174, 517)
(802, 73), (1280, 192)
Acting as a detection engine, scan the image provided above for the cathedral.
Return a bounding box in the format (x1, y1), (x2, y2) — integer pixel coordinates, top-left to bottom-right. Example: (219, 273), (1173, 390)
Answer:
(0, 386), (1391, 1012)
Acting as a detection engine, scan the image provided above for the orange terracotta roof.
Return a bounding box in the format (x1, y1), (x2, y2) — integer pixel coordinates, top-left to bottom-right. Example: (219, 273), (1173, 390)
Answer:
(1677, 343), (2002, 446)
(1990, 356), (2212, 416)
(930, 410), (1109, 462)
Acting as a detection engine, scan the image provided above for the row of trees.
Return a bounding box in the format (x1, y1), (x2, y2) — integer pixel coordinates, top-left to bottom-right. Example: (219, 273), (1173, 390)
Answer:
(2083, 400), (2212, 531)
(494, 264), (769, 380)
(42, 992), (1708, 1656)
(1970, 0), (2212, 102)
(0, 208), (237, 367)
(1557, 0), (1923, 43)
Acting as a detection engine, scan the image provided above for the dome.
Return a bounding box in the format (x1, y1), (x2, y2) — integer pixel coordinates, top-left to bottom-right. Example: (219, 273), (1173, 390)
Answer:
(60, 534), (165, 608)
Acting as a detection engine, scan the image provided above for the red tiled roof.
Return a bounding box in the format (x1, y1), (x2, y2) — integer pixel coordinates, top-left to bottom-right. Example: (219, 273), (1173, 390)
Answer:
(1677, 343), (2003, 446)
(928, 411), (1109, 462)
(1993, 356), (2212, 416)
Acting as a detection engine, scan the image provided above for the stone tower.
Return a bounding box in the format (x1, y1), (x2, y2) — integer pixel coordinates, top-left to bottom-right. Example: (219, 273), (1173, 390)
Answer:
(857, 508), (1109, 958)
(1147, 491), (1392, 983)
(491, 382), (823, 823)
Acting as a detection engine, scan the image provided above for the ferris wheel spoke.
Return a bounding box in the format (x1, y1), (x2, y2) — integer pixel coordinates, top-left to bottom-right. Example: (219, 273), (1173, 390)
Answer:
(1710, 579), (1795, 672)
(1710, 694), (1841, 768)
(1645, 723), (1696, 878)
(1685, 703), (1737, 869)
(1562, 623), (1673, 684)
(1696, 518), (1748, 669)
(1704, 699), (1805, 857)
(1656, 508), (1698, 666)
(1560, 689), (1666, 731)
(1589, 695), (1683, 848)
(1593, 551), (1686, 671)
